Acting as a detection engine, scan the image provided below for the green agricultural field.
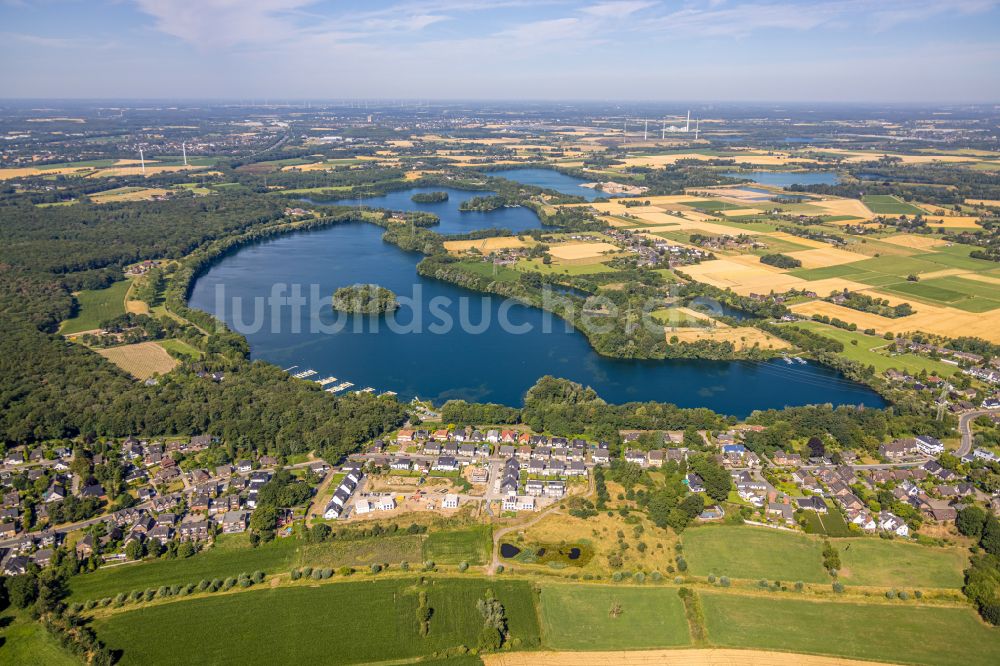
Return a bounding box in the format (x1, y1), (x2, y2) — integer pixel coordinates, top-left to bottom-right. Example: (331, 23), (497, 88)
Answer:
(883, 280), (968, 303)
(59, 279), (131, 334)
(68, 534), (300, 602)
(682, 525), (828, 583)
(834, 539), (967, 589)
(297, 534), (424, 569)
(538, 584), (690, 650)
(515, 258), (616, 275)
(788, 264), (868, 281)
(423, 525), (493, 565)
(846, 254), (945, 277)
(94, 578), (539, 666)
(791, 321), (957, 376)
(862, 194), (925, 215)
(701, 592), (1000, 666)
(0, 612), (79, 666)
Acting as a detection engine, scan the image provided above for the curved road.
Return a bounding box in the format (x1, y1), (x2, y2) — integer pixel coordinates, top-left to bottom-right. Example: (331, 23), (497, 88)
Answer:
(958, 409), (999, 457)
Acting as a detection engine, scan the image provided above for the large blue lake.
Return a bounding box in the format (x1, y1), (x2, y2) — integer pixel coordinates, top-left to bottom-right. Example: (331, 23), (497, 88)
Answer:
(489, 168), (609, 201)
(723, 171), (839, 188)
(305, 187), (542, 235)
(189, 186), (885, 416)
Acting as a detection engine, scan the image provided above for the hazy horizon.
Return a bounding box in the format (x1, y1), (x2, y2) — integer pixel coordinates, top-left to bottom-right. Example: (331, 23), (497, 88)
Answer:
(2, 1), (1000, 102)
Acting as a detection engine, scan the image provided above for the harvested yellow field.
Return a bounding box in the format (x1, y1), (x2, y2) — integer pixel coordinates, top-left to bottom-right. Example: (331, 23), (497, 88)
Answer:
(914, 268), (967, 280)
(675, 220), (766, 236)
(634, 211), (694, 226)
(809, 197), (876, 219)
(125, 299), (150, 315)
(719, 208), (765, 217)
(785, 247), (865, 269)
(443, 237), (527, 252)
(962, 273), (1000, 286)
(91, 187), (170, 204)
(819, 148), (980, 164)
(880, 234), (948, 250)
(615, 153), (805, 169)
(767, 232), (831, 249)
(922, 216), (982, 229)
(640, 195), (700, 205)
(484, 649), (888, 666)
(548, 242), (619, 262)
(682, 259), (804, 295)
(966, 198), (1000, 207)
(790, 299), (1000, 342)
(0, 166), (92, 180)
(89, 165), (200, 178)
(667, 327), (791, 351)
(799, 278), (875, 296)
(96, 341), (178, 380)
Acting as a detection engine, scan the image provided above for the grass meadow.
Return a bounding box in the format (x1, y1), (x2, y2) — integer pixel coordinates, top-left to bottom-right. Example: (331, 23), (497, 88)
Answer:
(833, 538), (968, 589)
(59, 279), (130, 334)
(538, 584), (690, 650)
(68, 535), (300, 602)
(93, 578), (539, 666)
(682, 525), (828, 583)
(0, 611), (79, 666)
(297, 534), (425, 569)
(862, 194), (926, 215)
(791, 321), (957, 375)
(700, 591), (1000, 666)
(423, 525), (493, 565)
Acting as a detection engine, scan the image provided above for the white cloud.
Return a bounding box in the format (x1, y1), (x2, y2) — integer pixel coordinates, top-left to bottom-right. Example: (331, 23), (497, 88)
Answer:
(132, 0), (318, 47)
(582, 1), (657, 18)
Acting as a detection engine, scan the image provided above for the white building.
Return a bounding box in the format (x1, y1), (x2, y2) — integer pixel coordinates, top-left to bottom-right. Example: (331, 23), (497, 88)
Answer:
(443, 494), (459, 509)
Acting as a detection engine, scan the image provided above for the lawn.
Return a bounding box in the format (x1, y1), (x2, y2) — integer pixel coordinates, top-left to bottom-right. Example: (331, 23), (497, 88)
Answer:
(863, 194), (926, 216)
(833, 538), (968, 589)
(424, 525), (493, 565)
(0, 611), (79, 666)
(60, 279), (131, 334)
(682, 525), (828, 583)
(538, 584), (691, 650)
(94, 578), (539, 665)
(701, 592), (1000, 666)
(157, 338), (204, 359)
(68, 534), (301, 602)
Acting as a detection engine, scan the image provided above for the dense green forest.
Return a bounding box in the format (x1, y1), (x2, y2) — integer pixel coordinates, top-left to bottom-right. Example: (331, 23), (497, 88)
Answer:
(332, 284), (399, 314)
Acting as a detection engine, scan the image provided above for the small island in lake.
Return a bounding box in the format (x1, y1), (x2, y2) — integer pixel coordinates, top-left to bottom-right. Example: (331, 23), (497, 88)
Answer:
(332, 284), (399, 314)
(411, 191), (449, 203)
(459, 194), (512, 212)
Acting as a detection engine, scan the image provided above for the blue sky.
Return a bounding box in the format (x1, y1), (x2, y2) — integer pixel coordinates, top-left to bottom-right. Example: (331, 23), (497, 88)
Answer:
(2, 0), (999, 101)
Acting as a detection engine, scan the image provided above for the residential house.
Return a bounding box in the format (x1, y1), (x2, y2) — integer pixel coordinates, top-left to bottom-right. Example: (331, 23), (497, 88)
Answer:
(767, 502), (795, 524)
(915, 435), (945, 456)
(433, 456), (459, 472)
(221, 511), (249, 533)
(442, 494), (459, 509)
(795, 496), (827, 513)
(686, 473), (705, 493)
(879, 438), (918, 460)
